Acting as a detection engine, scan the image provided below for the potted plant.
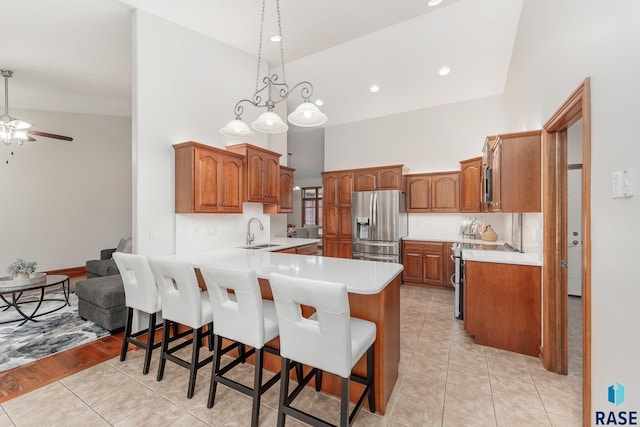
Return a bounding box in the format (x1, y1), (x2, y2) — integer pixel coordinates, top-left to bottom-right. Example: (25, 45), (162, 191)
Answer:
(7, 258), (38, 280)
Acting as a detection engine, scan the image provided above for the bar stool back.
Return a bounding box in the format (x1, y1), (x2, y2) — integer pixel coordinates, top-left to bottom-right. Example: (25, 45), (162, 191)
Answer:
(269, 272), (376, 427)
(200, 265), (281, 427)
(148, 259), (214, 398)
(112, 252), (162, 374)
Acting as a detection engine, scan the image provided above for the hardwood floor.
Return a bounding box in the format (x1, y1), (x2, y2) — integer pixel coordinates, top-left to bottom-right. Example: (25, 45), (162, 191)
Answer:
(0, 332), (126, 403)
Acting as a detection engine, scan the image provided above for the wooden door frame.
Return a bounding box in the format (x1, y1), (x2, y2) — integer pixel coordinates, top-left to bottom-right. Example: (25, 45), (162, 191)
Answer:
(542, 78), (591, 424)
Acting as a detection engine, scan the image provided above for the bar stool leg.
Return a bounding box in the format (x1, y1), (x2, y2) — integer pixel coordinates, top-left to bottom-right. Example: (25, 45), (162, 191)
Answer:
(340, 377), (349, 427)
(277, 358), (290, 427)
(157, 319), (171, 381)
(187, 327), (201, 399)
(207, 334), (223, 408)
(250, 348), (264, 427)
(367, 346), (375, 413)
(120, 307), (133, 361)
(142, 312), (157, 375)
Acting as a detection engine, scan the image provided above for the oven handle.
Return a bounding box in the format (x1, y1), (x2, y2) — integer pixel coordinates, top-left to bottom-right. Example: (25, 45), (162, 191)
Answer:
(450, 273), (456, 286)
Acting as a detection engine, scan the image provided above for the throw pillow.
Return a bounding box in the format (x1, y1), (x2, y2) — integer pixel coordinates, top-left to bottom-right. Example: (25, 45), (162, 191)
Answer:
(115, 237), (133, 253)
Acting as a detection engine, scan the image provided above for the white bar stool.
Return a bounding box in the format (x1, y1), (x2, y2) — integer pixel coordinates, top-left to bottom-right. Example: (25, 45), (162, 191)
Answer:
(268, 273), (376, 427)
(200, 265), (282, 427)
(148, 259), (214, 399)
(112, 252), (165, 375)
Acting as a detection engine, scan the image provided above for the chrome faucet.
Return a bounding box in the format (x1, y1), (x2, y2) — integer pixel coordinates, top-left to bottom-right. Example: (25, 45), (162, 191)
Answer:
(247, 217), (264, 246)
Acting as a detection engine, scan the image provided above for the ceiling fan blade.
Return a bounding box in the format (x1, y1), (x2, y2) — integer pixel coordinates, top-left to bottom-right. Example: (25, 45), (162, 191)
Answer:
(28, 130), (73, 141)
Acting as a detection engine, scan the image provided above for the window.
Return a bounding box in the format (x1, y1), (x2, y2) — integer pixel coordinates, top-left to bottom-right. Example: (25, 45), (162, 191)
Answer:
(301, 187), (322, 228)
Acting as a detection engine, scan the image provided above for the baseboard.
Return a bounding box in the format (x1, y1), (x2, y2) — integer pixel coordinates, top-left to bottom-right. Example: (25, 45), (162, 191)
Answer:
(45, 266), (86, 277)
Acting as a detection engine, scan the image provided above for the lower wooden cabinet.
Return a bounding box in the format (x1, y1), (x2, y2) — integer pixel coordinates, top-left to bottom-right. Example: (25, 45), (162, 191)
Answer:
(402, 240), (453, 288)
(323, 238), (352, 258)
(274, 243), (318, 255)
(464, 261), (541, 356)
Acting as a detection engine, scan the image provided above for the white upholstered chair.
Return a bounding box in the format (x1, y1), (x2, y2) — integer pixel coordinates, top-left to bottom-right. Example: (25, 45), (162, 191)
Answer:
(268, 273), (376, 427)
(112, 252), (163, 375)
(148, 259), (214, 399)
(199, 265), (281, 427)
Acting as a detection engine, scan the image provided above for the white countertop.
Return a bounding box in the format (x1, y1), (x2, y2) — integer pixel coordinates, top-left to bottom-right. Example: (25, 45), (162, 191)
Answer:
(159, 246), (403, 295)
(462, 249), (542, 266)
(240, 237), (321, 251)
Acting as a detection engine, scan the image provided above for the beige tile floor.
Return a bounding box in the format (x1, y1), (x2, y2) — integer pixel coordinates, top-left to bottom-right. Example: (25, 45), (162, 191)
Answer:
(0, 285), (584, 426)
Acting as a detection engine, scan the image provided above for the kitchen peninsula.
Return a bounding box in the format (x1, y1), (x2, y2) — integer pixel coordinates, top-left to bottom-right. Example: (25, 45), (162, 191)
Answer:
(163, 248), (403, 414)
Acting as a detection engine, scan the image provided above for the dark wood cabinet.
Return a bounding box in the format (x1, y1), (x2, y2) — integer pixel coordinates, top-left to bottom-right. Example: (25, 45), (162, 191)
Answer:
(483, 131), (541, 213)
(402, 240), (451, 287)
(322, 170), (354, 258)
(405, 172), (459, 213)
(173, 141), (243, 213)
(459, 157), (483, 213)
(464, 261), (541, 356)
(354, 165), (404, 191)
(226, 143), (281, 204)
(264, 166), (295, 214)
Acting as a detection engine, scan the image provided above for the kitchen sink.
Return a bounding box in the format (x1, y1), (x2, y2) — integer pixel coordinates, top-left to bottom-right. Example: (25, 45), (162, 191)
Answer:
(241, 243), (282, 250)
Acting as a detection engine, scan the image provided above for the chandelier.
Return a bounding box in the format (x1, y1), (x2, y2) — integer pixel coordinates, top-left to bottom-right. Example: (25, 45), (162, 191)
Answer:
(220, 0), (327, 138)
(1, 70), (34, 145)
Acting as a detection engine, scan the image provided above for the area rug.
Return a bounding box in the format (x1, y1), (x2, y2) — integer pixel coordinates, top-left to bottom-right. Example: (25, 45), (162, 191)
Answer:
(0, 291), (110, 372)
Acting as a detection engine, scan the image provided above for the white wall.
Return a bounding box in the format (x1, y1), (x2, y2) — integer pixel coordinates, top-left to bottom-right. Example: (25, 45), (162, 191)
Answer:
(133, 10), (288, 257)
(503, 0), (640, 417)
(0, 109), (131, 271)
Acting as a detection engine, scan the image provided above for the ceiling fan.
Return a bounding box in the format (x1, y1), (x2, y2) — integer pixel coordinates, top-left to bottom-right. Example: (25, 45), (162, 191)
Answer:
(1, 69), (73, 144)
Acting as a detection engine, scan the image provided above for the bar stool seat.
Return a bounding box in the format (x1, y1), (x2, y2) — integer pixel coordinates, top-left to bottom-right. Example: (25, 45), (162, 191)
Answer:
(200, 265), (284, 427)
(269, 272), (376, 427)
(149, 259), (214, 399)
(112, 252), (163, 375)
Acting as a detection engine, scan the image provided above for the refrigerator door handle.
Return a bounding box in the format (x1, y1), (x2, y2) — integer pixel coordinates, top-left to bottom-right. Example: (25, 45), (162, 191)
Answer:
(372, 191), (377, 228)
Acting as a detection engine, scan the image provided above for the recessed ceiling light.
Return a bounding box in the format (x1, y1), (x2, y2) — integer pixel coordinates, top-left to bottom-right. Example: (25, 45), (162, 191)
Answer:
(428, 0), (443, 6)
(270, 35), (283, 42)
(369, 85), (380, 93)
(438, 66), (451, 76)
(315, 99), (324, 106)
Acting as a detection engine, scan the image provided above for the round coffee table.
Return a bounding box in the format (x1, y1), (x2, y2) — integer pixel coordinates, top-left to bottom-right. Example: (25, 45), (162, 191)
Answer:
(0, 274), (70, 325)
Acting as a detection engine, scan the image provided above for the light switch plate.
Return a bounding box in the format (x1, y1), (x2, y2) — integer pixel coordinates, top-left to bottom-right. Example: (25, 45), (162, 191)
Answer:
(612, 168), (636, 198)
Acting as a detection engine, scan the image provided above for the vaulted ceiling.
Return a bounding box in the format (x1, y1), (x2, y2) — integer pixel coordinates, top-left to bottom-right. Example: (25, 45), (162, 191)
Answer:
(0, 0), (522, 126)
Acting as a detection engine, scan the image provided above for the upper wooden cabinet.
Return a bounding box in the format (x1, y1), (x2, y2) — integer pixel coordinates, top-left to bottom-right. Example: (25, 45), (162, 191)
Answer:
(173, 141), (244, 213)
(226, 143), (281, 204)
(264, 166), (295, 214)
(354, 165), (404, 191)
(459, 157), (483, 213)
(484, 130), (541, 212)
(405, 172), (460, 213)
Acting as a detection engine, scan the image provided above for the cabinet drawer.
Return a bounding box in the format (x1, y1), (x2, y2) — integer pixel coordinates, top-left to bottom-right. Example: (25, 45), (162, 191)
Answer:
(296, 243), (318, 255)
(403, 241), (443, 252)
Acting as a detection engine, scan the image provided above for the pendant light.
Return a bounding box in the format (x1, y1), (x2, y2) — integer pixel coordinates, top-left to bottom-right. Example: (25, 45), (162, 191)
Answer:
(220, 0), (327, 138)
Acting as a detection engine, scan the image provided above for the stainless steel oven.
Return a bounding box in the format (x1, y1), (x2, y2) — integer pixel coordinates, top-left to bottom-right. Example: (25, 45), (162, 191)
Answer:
(451, 243), (463, 319)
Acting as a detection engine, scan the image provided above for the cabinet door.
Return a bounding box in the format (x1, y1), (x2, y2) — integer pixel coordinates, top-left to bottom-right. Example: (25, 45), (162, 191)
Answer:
(500, 132), (541, 212)
(323, 237), (340, 258)
(406, 175), (432, 212)
(354, 170), (377, 191)
(402, 246), (423, 283)
(263, 153), (280, 203)
(323, 206), (339, 239)
(194, 148), (221, 212)
(247, 151), (266, 202)
(444, 242), (455, 287)
(339, 206), (352, 240)
(339, 240), (353, 259)
(422, 244), (444, 284)
(490, 139), (502, 211)
(278, 167), (294, 212)
(377, 167), (403, 190)
(220, 154), (243, 213)
(338, 172), (354, 206)
(460, 157), (482, 213)
(431, 173), (460, 212)
(323, 174), (339, 207)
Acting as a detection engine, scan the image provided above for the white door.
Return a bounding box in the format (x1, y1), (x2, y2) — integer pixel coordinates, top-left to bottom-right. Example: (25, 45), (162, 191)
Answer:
(567, 168), (582, 296)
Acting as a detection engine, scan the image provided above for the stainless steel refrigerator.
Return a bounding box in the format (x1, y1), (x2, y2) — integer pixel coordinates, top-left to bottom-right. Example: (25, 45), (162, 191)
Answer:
(351, 190), (408, 263)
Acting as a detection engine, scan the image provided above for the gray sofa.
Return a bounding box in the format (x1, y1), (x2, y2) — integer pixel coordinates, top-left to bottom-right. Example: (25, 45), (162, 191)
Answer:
(85, 248), (119, 278)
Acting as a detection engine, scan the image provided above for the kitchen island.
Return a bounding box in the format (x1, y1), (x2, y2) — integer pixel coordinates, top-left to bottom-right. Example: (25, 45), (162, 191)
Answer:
(164, 248), (403, 414)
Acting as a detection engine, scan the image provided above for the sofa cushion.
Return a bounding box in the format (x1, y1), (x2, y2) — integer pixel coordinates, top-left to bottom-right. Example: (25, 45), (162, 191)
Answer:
(75, 275), (125, 309)
(116, 237), (132, 254)
(86, 259), (119, 278)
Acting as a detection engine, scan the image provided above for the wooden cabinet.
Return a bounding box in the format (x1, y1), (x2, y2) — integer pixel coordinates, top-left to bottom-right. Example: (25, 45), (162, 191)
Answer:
(294, 243), (319, 255)
(322, 170), (354, 258)
(354, 165), (404, 191)
(483, 130), (541, 212)
(464, 261), (541, 356)
(174, 141), (244, 213)
(405, 172), (460, 213)
(264, 166), (295, 214)
(226, 143), (281, 204)
(402, 240), (451, 287)
(459, 157), (483, 213)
